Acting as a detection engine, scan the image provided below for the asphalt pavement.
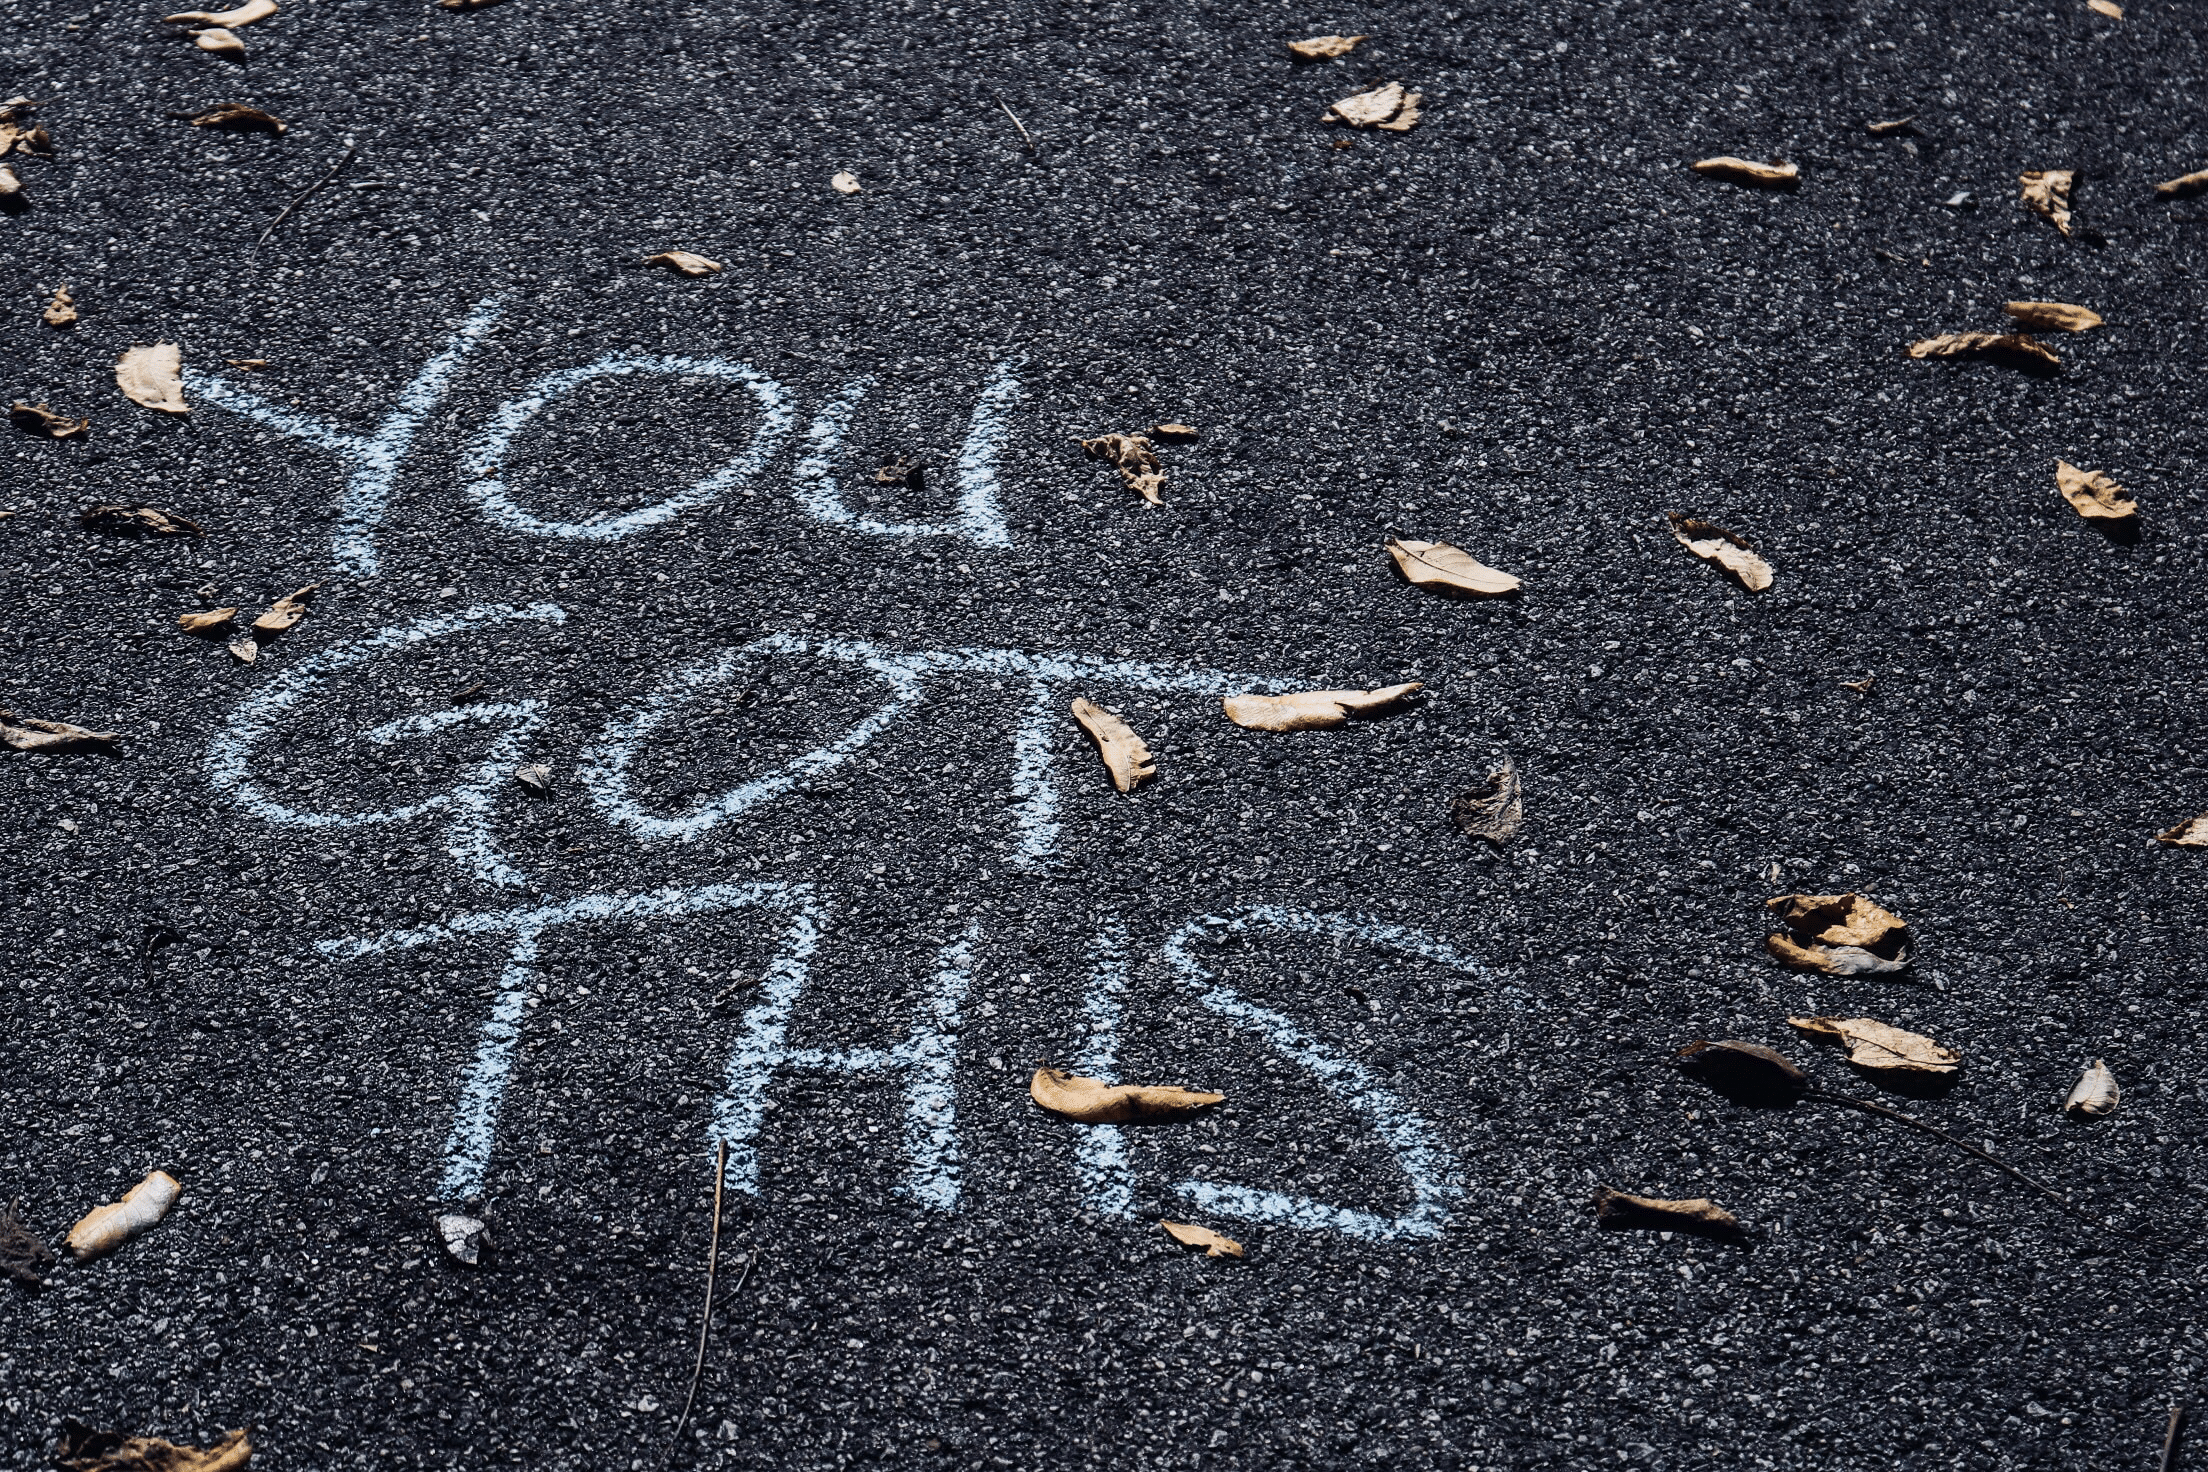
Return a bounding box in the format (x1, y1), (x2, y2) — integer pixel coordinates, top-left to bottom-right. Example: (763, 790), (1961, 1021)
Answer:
(6, 0), (2208, 1467)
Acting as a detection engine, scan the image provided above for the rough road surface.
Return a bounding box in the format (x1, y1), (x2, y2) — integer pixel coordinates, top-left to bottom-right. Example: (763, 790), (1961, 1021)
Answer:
(5, 0), (2208, 1468)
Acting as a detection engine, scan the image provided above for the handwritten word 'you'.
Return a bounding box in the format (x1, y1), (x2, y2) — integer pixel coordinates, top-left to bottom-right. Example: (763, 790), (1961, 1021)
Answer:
(185, 295), (1023, 577)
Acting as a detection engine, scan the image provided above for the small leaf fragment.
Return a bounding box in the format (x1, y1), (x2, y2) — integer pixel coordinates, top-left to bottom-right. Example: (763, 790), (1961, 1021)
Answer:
(1160, 1220), (1243, 1258)
(1326, 82), (1421, 132)
(1592, 1186), (1745, 1238)
(1674, 1039), (1810, 1105)
(1221, 682), (1421, 732)
(1030, 1068), (1224, 1123)
(43, 283), (76, 327)
(177, 606), (238, 634)
(1287, 33), (1368, 61)
(1690, 155), (1799, 189)
(515, 762), (553, 794)
(2152, 814), (2208, 847)
(228, 637), (259, 664)
(2155, 168), (2208, 200)
(2003, 300), (2102, 332)
(0, 165), (24, 199)
(251, 583), (318, 637)
(1079, 432), (1166, 504)
(2019, 169), (2075, 235)
(80, 503), (203, 536)
(830, 171), (860, 194)
(2054, 459), (2137, 522)
(1764, 891), (1912, 975)
(116, 344), (190, 413)
(65, 1171), (180, 1261)
(2086, 0), (2123, 17)
(1072, 698), (1155, 793)
(191, 26), (247, 56)
(1385, 537), (1521, 597)
(162, 0), (277, 24)
(1788, 1015), (1960, 1076)
(1865, 116), (1919, 136)
(1451, 755), (1523, 844)
(1148, 422), (1199, 443)
(2064, 1058), (2120, 1118)
(0, 1197), (57, 1287)
(0, 709), (119, 752)
(185, 102), (286, 133)
(10, 401), (87, 439)
(54, 1423), (251, 1472)
(436, 0), (506, 10)
(1666, 512), (1773, 592)
(645, 250), (722, 277)
(1906, 331), (2061, 374)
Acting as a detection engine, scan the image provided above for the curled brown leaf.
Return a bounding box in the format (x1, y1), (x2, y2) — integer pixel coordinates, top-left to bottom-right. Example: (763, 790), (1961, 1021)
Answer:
(1906, 332), (2061, 374)
(2003, 300), (2102, 332)
(1690, 156), (1799, 189)
(2054, 460), (2136, 522)
(177, 606), (238, 634)
(1030, 1068), (1224, 1123)
(1666, 513), (1773, 592)
(1079, 432), (1165, 504)
(1592, 1186), (1745, 1238)
(43, 284), (75, 327)
(191, 27), (247, 56)
(55, 1422), (250, 1472)
(2019, 169), (2075, 235)
(185, 102), (285, 133)
(1451, 756), (1522, 844)
(646, 250), (722, 277)
(2153, 814), (2208, 847)
(0, 709), (119, 752)
(1326, 82), (1421, 131)
(1764, 892), (1912, 975)
(80, 504), (202, 537)
(65, 1171), (181, 1261)
(251, 583), (318, 637)
(1288, 33), (1367, 61)
(10, 401), (87, 439)
(1221, 682), (1421, 732)
(1161, 1220), (1243, 1258)
(2155, 168), (2208, 200)
(1071, 698), (1154, 793)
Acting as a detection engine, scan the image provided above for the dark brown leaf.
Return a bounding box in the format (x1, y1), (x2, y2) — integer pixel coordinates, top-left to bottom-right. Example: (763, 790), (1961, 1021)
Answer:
(1451, 756), (1522, 844)
(80, 504), (202, 537)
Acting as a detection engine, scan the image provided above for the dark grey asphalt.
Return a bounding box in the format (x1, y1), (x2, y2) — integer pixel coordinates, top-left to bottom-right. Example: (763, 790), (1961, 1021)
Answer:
(6, 0), (2208, 1468)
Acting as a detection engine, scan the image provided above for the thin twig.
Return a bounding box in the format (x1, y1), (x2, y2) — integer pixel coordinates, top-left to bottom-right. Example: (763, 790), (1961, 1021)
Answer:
(257, 140), (357, 246)
(664, 1141), (745, 1467)
(993, 95), (1035, 152)
(2164, 1404), (2189, 1472)
(1811, 1090), (2165, 1245)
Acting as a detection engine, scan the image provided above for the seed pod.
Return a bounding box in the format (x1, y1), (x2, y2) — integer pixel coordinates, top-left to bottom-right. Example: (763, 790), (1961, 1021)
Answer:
(1676, 1039), (1809, 1106)
(2064, 1059), (2120, 1119)
(66, 1171), (181, 1261)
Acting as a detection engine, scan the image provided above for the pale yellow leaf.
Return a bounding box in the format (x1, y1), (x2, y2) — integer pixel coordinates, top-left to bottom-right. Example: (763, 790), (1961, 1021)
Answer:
(1385, 538), (1520, 597)
(2064, 1059), (2120, 1118)
(2003, 300), (2102, 332)
(1288, 33), (1368, 61)
(1072, 698), (1154, 793)
(2086, 0), (2123, 18)
(191, 26), (246, 56)
(116, 344), (189, 414)
(1788, 1016), (1961, 1075)
(1221, 682), (1421, 732)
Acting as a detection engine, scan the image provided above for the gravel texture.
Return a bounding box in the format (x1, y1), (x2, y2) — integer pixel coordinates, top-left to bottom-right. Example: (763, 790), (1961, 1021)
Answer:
(5, 0), (2208, 1468)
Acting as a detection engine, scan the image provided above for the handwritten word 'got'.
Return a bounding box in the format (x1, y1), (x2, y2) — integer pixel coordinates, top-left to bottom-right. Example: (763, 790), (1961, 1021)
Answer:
(185, 296), (1023, 578)
(209, 604), (1308, 887)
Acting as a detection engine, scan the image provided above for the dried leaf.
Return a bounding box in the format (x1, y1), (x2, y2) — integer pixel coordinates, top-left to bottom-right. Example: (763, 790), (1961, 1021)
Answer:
(2154, 814), (2208, 847)
(0, 709), (119, 752)
(191, 26), (246, 56)
(436, 1211), (492, 1266)
(2155, 168), (2208, 200)
(0, 165), (23, 199)
(2054, 460), (2137, 522)
(1906, 331), (2062, 373)
(1160, 1220), (1243, 1258)
(10, 401), (88, 439)
(1221, 682), (1421, 733)
(2086, 0), (2123, 17)
(873, 454), (925, 488)
(116, 344), (190, 413)
(1079, 433), (1165, 504)
(1451, 756), (1523, 844)
(2065, 1058), (2120, 1118)
(0, 1197), (56, 1287)
(515, 762), (553, 794)
(2003, 300), (2102, 332)
(162, 0), (277, 24)
(55, 1422), (251, 1472)
(1288, 33), (1368, 61)
(1674, 1039), (1810, 1105)
(176, 606), (237, 634)
(2019, 169), (2075, 235)
(1385, 537), (1521, 597)
(1030, 1068), (1224, 1123)
(437, 0), (506, 10)
(1326, 82), (1421, 132)
(251, 583), (318, 636)
(1865, 116), (1919, 136)
(1666, 513), (1774, 592)
(830, 171), (860, 194)
(1592, 1186), (1745, 1237)
(224, 358), (267, 370)
(1690, 156), (1800, 189)
(185, 103), (285, 133)
(1148, 422), (1199, 443)
(645, 250), (722, 277)
(65, 1171), (180, 1261)
(80, 504), (203, 536)
(43, 283), (76, 327)
(1788, 1015), (1960, 1075)
(1071, 698), (1155, 793)
(227, 637), (259, 664)
(1764, 891), (1912, 975)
